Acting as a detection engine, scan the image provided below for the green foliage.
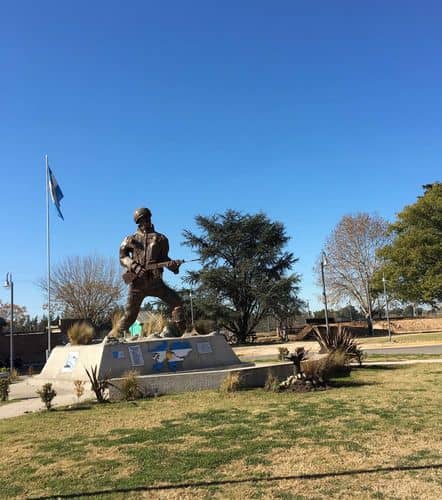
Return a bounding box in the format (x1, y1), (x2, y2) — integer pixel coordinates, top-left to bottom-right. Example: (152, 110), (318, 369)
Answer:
(183, 210), (301, 343)
(67, 321), (95, 345)
(376, 183), (442, 305)
(119, 371), (143, 401)
(0, 377), (10, 402)
(36, 383), (57, 410)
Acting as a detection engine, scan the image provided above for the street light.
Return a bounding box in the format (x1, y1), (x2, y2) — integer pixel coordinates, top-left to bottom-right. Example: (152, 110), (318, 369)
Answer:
(382, 273), (392, 342)
(3, 273), (14, 372)
(189, 289), (195, 331)
(321, 252), (330, 337)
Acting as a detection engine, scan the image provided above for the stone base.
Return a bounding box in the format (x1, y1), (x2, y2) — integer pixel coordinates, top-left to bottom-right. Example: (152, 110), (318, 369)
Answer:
(33, 332), (247, 388)
(108, 361), (294, 400)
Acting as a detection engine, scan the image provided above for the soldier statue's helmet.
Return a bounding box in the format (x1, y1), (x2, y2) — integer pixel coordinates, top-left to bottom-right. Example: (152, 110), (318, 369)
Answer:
(133, 207), (152, 224)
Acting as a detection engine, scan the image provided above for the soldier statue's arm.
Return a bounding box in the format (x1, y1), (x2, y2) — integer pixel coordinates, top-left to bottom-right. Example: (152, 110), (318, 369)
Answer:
(119, 236), (146, 278)
(160, 235), (180, 274)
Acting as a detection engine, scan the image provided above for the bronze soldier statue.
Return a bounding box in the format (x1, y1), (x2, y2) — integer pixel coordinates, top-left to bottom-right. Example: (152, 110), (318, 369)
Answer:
(114, 207), (185, 337)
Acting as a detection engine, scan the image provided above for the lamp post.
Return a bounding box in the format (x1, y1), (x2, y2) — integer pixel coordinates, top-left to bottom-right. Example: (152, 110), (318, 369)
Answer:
(321, 252), (330, 337)
(189, 289), (195, 331)
(4, 273), (14, 372)
(382, 273), (392, 342)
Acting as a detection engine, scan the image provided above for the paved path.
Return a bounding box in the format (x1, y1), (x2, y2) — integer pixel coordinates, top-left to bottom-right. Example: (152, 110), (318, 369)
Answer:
(365, 344), (442, 355)
(235, 342), (442, 362)
(0, 379), (94, 420)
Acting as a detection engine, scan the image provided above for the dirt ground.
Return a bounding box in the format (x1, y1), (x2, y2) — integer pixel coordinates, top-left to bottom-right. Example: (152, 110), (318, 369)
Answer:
(373, 317), (442, 333)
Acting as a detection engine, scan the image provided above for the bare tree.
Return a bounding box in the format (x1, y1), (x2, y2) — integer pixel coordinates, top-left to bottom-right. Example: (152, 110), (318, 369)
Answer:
(318, 213), (390, 335)
(39, 255), (124, 327)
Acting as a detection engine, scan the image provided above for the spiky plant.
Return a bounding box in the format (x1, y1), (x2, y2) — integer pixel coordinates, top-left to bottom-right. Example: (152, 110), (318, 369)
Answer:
(84, 365), (111, 403)
(313, 325), (363, 365)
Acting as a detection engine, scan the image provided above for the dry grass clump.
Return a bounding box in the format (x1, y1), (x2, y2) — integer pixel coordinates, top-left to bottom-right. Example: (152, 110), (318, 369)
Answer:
(264, 371), (280, 392)
(111, 311), (123, 332)
(119, 371), (143, 401)
(141, 312), (167, 336)
(68, 321), (95, 345)
(219, 372), (243, 393)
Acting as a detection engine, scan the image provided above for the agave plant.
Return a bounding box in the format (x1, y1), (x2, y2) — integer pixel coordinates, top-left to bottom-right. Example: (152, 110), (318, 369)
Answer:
(313, 325), (363, 365)
(84, 365), (112, 403)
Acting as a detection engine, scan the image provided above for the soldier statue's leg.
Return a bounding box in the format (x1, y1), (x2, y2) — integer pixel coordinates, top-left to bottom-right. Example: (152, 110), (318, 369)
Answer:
(147, 279), (185, 334)
(116, 284), (146, 335)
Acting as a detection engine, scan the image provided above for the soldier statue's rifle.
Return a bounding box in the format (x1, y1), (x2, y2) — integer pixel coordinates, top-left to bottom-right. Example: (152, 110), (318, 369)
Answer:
(122, 258), (200, 284)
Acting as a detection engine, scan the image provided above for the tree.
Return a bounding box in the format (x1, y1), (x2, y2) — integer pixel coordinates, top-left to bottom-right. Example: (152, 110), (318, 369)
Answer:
(318, 213), (390, 335)
(183, 210), (301, 343)
(39, 255), (124, 327)
(0, 301), (29, 332)
(376, 183), (442, 306)
(269, 280), (305, 330)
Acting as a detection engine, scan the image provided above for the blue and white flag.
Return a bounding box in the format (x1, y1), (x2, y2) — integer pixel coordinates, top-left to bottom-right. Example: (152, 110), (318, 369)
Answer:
(48, 167), (64, 220)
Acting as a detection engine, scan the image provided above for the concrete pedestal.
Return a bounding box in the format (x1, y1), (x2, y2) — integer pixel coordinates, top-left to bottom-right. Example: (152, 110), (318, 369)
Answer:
(32, 332), (293, 397)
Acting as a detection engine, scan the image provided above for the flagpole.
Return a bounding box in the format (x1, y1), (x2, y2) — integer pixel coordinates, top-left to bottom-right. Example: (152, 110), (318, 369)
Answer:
(45, 154), (52, 358)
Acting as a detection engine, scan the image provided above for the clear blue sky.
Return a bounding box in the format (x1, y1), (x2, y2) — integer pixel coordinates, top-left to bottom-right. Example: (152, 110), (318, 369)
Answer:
(1, 1), (441, 317)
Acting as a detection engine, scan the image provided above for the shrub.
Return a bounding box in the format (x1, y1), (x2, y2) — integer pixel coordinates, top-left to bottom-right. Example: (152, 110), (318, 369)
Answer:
(73, 380), (86, 403)
(37, 383), (57, 410)
(119, 371), (143, 401)
(0, 377), (10, 402)
(141, 312), (167, 336)
(278, 347), (289, 360)
(301, 351), (350, 382)
(68, 321), (95, 345)
(194, 319), (216, 335)
(84, 365), (111, 403)
(264, 371), (280, 392)
(219, 372), (242, 393)
(313, 325), (363, 365)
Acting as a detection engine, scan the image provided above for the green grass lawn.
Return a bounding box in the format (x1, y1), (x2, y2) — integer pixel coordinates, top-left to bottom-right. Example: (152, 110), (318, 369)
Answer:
(0, 364), (441, 499)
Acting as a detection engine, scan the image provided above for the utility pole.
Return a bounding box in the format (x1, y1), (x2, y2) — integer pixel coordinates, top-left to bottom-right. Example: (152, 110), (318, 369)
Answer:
(382, 273), (392, 342)
(321, 252), (330, 337)
(4, 273), (14, 372)
(189, 289), (195, 331)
